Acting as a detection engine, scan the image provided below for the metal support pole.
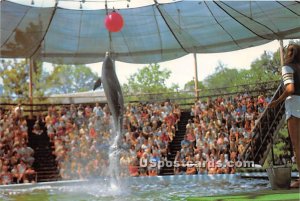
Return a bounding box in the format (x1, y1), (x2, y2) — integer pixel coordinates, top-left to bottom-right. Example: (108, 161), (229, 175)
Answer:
(279, 40), (284, 66)
(193, 53), (199, 99)
(271, 138), (276, 165)
(29, 58), (34, 119)
(105, 0), (113, 53)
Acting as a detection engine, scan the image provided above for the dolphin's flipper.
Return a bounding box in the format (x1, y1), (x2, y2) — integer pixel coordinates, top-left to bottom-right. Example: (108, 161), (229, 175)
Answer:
(93, 77), (102, 90)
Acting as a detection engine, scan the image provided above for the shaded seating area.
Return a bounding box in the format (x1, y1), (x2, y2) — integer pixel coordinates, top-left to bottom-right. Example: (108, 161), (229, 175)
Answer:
(0, 78), (293, 183)
(0, 107), (36, 185)
(20, 101), (181, 180)
(161, 92), (275, 175)
(176, 93), (271, 175)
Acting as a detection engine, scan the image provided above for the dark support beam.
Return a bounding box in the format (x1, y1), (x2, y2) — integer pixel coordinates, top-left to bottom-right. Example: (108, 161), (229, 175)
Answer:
(193, 53), (199, 98)
(29, 58), (34, 119)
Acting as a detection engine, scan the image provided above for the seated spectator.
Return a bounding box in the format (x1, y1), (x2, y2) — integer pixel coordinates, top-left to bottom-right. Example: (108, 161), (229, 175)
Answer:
(167, 126), (175, 142)
(120, 153), (130, 177)
(186, 128), (196, 148)
(16, 160), (29, 183)
(22, 146), (35, 167)
(229, 152), (237, 174)
(14, 103), (24, 118)
(207, 154), (217, 174)
(141, 139), (149, 152)
(238, 140), (246, 155)
(148, 153), (159, 176)
(128, 159), (139, 177)
(181, 135), (190, 149)
(0, 165), (13, 185)
(186, 156), (197, 175)
(173, 104), (181, 123)
(197, 156), (207, 174)
(186, 119), (195, 130)
(32, 121), (43, 135)
(216, 154), (229, 174)
(142, 122), (152, 138)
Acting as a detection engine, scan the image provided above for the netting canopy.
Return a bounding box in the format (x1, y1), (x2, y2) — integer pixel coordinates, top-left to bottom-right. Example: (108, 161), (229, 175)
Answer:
(1, 0), (300, 64)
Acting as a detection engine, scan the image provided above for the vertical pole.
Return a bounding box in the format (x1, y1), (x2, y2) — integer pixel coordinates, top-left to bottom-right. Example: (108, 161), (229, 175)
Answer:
(193, 53), (199, 99)
(105, 0), (113, 53)
(29, 58), (34, 119)
(279, 40), (284, 66)
(271, 138), (276, 165)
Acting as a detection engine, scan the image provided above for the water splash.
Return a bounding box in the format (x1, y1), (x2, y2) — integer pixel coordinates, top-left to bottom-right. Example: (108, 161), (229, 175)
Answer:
(108, 130), (122, 193)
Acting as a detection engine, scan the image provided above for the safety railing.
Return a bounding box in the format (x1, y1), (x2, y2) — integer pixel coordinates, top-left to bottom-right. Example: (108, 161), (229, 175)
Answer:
(242, 83), (285, 165)
(0, 80), (280, 114)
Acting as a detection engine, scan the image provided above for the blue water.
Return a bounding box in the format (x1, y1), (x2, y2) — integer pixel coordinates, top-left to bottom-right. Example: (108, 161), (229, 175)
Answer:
(0, 174), (269, 201)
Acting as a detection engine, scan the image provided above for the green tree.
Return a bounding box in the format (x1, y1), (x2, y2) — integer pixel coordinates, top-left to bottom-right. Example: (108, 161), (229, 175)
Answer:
(248, 50), (281, 82)
(123, 63), (178, 101)
(0, 59), (28, 98)
(203, 61), (240, 91)
(264, 126), (294, 168)
(0, 59), (46, 100)
(46, 64), (98, 94)
(0, 60), (99, 100)
(183, 80), (206, 92)
(200, 51), (281, 95)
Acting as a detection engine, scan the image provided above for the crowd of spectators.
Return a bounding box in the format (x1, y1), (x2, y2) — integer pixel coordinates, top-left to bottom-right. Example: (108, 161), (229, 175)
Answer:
(0, 92), (272, 183)
(44, 103), (110, 180)
(174, 93), (271, 175)
(44, 101), (181, 179)
(0, 105), (36, 185)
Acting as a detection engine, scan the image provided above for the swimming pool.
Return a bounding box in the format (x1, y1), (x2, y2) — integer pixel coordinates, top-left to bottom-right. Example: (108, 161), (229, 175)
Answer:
(0, 174), (271, 201)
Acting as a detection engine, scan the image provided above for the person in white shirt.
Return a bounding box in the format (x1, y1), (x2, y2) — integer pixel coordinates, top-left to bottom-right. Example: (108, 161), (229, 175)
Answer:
(269, 44), (300, 188)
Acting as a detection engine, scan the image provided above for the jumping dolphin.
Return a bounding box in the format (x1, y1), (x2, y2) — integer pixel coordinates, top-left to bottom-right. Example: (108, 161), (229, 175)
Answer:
(101, 52), (124, 149)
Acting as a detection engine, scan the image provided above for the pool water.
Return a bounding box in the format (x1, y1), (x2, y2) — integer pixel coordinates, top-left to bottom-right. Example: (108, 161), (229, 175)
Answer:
(0, 175), (269, 201)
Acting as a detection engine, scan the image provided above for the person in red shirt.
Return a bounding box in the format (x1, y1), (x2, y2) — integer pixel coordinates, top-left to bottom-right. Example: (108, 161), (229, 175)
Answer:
(164, 113), (176, 127)
(129, 159), (139, 177)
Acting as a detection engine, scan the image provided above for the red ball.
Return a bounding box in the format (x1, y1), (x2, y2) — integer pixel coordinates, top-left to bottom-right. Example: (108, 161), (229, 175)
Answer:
(104, 12), (124, 32)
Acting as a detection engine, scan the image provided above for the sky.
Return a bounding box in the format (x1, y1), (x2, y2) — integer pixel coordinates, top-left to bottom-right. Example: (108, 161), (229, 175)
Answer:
(88, 40), (288, 89)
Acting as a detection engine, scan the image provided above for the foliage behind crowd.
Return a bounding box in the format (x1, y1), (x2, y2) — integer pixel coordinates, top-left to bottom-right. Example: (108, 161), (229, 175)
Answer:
(0, 43), (288, 104)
